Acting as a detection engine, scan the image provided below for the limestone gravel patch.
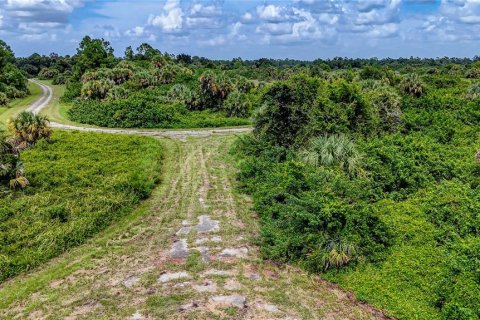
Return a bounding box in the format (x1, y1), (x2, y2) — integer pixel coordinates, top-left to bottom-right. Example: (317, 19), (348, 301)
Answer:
(158, 272), (190, 283)
(170, 239), (188, 259)
(210, 295), (247, 308)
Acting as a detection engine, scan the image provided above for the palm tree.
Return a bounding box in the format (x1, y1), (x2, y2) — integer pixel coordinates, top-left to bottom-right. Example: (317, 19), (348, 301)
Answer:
(401, 73), (425, 97)
(0, 132), (28, 189)
(467, 82), (480, 100)
(320, 240), (357, 271)
(300, 134), (363, 176)
(7, 111), (51, 149)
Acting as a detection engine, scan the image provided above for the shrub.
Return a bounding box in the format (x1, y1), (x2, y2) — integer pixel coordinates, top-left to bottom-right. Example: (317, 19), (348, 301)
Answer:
(222, 90), (252, 118)
(52, 73), (68, 85)
(234, 147), (391, 272)
(61, 81), (82, 102)
(81, 79), (113, 100)
(168, 84), (194, 106)
(359, 65), (385, 80)
(7, 112), (51, 149)
(106, 85), (130, 100)
(0, 132), (28, 189)
(0, 92), (9, 106)
(254, 82), (311, 147)
(198, 71), (234, 110)
(368, 86), (402, 132)
(466, 82), (480, 100)
(38, 67), (59, 80)
(300, 134), (363, 176)
(465, 68), (480, 79)
(401, 73), (426, 97)
(328, 80), (379, 135)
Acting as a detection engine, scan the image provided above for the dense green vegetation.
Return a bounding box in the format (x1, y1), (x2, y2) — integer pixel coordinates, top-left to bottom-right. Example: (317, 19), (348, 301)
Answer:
(0, 40), (28, 106)
(0, 131), (163, 282)
(234, 67), (480, 319)
(55, 38), (252, 128)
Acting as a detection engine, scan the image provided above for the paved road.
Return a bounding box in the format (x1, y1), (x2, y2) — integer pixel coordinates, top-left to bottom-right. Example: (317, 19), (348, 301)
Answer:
(28, 79), (252, 139)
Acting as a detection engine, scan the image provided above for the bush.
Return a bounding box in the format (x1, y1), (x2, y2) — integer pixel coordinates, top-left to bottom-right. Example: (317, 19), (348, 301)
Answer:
(222, 90), (252, 118)
(466, 82), (480, 100)
(68, 89), (251, 129)
(38, 67), (59, 80)
(300, 134), (363, 176)
(61, 81), (82, 102)
(254, 75), (321, 147)
(7, 111), (51, 149)
(81, 79), (113, 100)
(368, 86), (402, 132)
(0, 92), (9, 106)
(465, 68), (480, 79)
(401, 73), (426, 97)
(234, 142), (391, 272)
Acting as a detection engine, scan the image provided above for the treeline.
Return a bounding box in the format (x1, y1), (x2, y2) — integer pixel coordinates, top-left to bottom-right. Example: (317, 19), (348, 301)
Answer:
(0, 41), (28, 106)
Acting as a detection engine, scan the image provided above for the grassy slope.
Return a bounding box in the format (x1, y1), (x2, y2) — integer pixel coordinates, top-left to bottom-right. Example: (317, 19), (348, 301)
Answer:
(0, 136), (382, 320)
(0, 81), (42, 129)
(0, 131), (163, 282)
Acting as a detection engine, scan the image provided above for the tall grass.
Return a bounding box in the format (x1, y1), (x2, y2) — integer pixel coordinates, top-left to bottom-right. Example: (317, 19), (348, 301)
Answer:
(0, 131), (163, 282)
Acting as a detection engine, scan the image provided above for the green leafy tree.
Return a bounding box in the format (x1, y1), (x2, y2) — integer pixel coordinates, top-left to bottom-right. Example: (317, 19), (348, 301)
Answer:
(0, 40), (14, 70)
(73, 36), (115, 78)
(254, 82), (310, 147)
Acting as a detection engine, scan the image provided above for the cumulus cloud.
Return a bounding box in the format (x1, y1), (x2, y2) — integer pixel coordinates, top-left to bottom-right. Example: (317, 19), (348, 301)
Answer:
(256, 4), (285, 22)
(199, 21), (246, 46)
(148, 0), (184, 32)
(125, 26), (145, 37)
(186, 2), (223, 28)
(189, 3), (221, 17)
(0, 0), (87, 41)
(3, 0), (480, 57)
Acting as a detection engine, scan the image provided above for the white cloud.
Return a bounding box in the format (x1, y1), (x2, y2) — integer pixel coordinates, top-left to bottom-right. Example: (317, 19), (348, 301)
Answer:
(242, 11), (254, 23)
(125, 26), (145, 37)
(366, 23), (399, 38)
(148, 0), (184, 32)
(256, 22), (292, 35)
(256, 4), (283, 22)
(5, 0), (85, 12)
(199, 21), (246, 46)
(190, 3), (221, 17)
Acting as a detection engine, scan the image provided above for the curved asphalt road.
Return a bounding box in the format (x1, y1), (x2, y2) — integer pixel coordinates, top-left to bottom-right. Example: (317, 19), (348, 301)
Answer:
(27, 79), (252, 139)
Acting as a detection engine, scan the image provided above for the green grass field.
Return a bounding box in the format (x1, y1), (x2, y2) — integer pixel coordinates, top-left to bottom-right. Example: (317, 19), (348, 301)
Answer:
(0, 131), (163, 283)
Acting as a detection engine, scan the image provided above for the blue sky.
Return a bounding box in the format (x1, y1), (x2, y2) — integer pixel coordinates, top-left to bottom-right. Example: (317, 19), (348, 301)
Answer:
(0, 0), (479, 59)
